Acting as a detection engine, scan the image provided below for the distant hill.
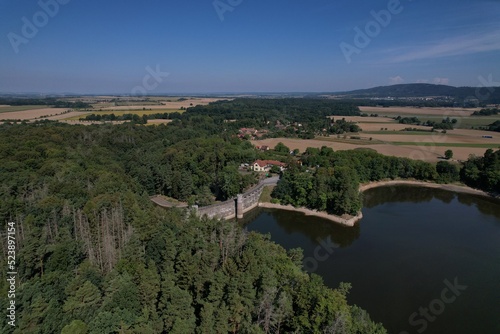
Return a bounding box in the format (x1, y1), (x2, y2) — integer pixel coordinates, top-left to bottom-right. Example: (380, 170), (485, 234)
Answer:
(335, 83), (500, 104)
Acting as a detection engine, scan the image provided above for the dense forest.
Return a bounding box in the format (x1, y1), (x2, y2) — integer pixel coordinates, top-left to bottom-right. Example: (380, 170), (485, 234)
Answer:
(271, 148), (438, 215)
(184, 98), (361, 138)
(1, 95), (498, 333)
(395, 116), (457, 130)
(486, 120), (500, 132)
(460, 149), (500, 192)
(471, 108), (499, 116)
(81, 112), (183, 123)
(0, 121), (386, 333)
(271, 147), (499, 215)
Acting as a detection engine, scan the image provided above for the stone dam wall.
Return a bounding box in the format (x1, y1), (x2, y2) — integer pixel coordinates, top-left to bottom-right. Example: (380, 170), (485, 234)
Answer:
(195, 182), (266, 220)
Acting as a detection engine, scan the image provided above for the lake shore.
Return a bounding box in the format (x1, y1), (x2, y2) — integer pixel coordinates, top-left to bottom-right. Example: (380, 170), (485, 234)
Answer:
(258, 202), (362, 227)
(257, 180), (497, 227)
(359, 180), (496, 199)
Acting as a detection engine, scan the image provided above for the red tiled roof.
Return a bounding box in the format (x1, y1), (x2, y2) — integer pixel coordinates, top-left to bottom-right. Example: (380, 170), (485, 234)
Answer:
(253, 160), (286, 168)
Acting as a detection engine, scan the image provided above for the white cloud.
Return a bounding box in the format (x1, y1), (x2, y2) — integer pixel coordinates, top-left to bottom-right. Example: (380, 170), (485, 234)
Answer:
(433, 78), (450, 85)
(389, 76), (404, 85)
(389, 30), (500, 62)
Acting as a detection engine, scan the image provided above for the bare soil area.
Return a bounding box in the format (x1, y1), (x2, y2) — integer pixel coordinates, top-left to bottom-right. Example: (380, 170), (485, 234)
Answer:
(0, 108), (70, 121)
(102, 98), (223, 110)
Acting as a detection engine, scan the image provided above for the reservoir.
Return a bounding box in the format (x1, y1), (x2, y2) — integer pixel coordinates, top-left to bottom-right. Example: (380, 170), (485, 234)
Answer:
(242, 185), (500, 334)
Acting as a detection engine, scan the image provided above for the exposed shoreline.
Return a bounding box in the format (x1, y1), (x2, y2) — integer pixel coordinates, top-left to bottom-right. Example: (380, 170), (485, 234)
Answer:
(258, 202), (362, 227)
(258, 180), (497, 227)
(359, 180), (496, 199)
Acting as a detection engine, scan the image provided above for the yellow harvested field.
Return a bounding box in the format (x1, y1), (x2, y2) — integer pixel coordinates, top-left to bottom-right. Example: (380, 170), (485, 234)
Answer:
(251, 135), (498, 163)
(102, 98), (223, 110)
(366, 129), (500, 145)
(0, 108), (70, 121)
(359, 106), (478, 117)
(46, 111), (92, 121)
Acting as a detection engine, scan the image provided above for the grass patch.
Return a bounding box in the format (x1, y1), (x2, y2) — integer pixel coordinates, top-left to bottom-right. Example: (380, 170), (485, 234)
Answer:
(314, 136), (382, 145)
(356, 121), (395, 124)
(259, 186), (275, 203)
(363, 131), (434, 135)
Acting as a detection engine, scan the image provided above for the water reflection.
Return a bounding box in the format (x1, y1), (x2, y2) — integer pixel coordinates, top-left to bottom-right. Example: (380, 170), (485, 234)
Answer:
(240, 208), (360, 248)
(243, 186), (500, 334)
(363, 185), (457, 207)
(456, 193), (500, 220)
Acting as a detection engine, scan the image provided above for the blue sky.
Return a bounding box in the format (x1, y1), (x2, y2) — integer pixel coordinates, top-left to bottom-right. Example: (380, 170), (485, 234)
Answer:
(1, 0), (499, 94)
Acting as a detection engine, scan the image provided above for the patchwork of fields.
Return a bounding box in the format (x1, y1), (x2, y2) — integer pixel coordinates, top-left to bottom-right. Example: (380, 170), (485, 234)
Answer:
(257, 107), (500, 162)
(0, 97), (220, 124)
(1, 102), (498, 162)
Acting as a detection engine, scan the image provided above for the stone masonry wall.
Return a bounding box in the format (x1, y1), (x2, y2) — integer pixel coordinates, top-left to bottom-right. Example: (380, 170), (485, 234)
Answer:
(241, 183), (265, 214)
(196, 182), (266, 220)
(197, 199), (236, 220)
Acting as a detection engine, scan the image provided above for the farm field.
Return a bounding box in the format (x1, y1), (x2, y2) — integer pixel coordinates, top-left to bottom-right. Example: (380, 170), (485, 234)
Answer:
(0, 96), (221, 123)
(99, 97), (222, 110)
(145, 119), (173, 125)
(359, 106), (500, 129)
(0, 105), (48, 113)
(253, 111), (499, 162)
(0, 108), (70, 121)
(359, 106), (478, 117)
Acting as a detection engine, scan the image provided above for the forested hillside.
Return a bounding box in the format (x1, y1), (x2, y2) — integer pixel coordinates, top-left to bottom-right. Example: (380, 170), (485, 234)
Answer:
(0, 122), (386, 333)
(337, 83), (500, 104)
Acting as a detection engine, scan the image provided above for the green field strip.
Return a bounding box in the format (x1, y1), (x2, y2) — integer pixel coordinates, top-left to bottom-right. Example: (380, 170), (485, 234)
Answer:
(391, 142), (500, 148)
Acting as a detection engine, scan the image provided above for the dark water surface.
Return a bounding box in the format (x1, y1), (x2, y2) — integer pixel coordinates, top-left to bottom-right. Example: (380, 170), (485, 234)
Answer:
(242, 186), (500, 334)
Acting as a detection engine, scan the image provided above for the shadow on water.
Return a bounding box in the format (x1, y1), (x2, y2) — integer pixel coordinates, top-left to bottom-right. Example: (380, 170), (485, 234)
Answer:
(240, 207), (360, 248)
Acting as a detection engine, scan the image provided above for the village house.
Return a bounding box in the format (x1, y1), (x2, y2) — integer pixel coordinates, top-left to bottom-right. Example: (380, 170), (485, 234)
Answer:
(238, 128), (258, 138)
(238, 128), (269, 140)
(251, 160), (286, 173)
